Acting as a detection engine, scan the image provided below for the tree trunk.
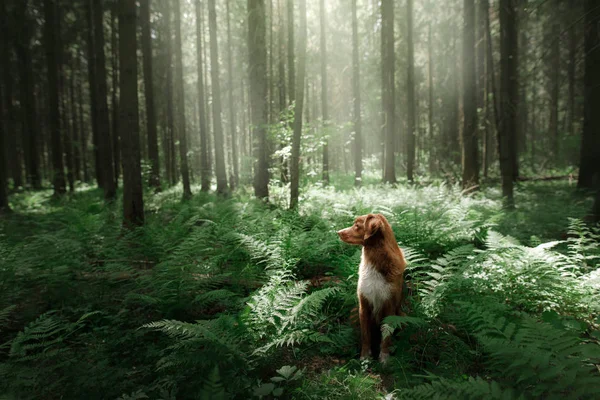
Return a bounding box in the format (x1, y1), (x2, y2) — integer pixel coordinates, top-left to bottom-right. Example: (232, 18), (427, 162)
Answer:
(85, 0), (101, 187)
(119, 0), (144, 226)
(567, 0), (576, 138)
(44, 0), (66, 195)
(289, 0), (306, 209)
(462, 0), (479, 189)
(287, 0), (295, 106)
(548, 4), (560, 161)
(195, 0), (210, 192)
(208, 0), (229, 194)
(428, 23), (435, 175)
(92, 0), (116, 200)
(278, 0), (288, 183)
(406, 0), (416, 182)
(499, 0), (517, 207)
(592, 188), (600, 223)
(0, 0), (22, 189)
(77, 48), (90, 183)
(577, 0), (600, 190)
(60, 48), (75, 193)
(173, 0), (192, 198)
(319, 0), (329, 185)
(0, 2), (9, 210)
(70, 55), (81, 182)
(351, 0), (362, 187)
(110, 5), (120, 187)
(382, 0), (396, 184)
(141, 0), (161, 191)
(226, 0), (239, 190)
(15, 1), (41, 189)
(248, 0), (270, 200)
(164, 0), (176, 186)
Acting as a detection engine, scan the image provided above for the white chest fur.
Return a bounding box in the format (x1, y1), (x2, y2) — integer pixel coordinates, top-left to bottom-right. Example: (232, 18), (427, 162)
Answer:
(358, 253), (392, 315)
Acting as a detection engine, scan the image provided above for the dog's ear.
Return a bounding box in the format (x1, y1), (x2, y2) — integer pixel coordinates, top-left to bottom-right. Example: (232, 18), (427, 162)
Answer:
(364, 214), (383, 241)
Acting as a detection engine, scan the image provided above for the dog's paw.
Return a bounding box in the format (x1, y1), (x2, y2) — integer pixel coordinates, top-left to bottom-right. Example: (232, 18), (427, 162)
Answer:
(379, 352), (390, 364)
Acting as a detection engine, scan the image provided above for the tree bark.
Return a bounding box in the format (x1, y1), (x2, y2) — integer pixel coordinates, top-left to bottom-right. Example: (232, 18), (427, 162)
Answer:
(164, 0), (177, 186)
(567, 0), (576, 138)
(70, 54), (81, 182)
(289, 0), (306, 209)
(287, 0), (296, 105)
(248, 0), (270, 200)
(577, 0), (600, 190)
(462, 0), (479, 189)
(173, 0), (192, 198)
(226, 0), (239, 190)
(110, 5), (120, 187)
(351, 0), (362, 187)
(92, 0), (116, 199)
(0, 3), (9, 210)
(319, 0), (329, 185)
(140, 0), (161, 191)
(548, 2), (560, 160)
(208, 0), (229, 194)
(196, 0), (210, 192)
(85, 0), (102, 187)
(119, 0), (144, 226)
(499, 0), (517, 207)
(77, 48), (90, 183)
(15, 1), (41, 189)
(44, 0), (67, 195)
(406, 0), (416, 182)
(381, 0), (396, 184)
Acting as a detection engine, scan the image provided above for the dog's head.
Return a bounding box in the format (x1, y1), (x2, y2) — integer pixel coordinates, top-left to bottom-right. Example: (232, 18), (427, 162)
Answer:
(337, 213), (392, 246)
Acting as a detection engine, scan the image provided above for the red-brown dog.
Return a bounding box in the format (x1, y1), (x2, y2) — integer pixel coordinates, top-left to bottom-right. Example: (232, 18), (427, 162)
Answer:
(337, 213), (406, 363)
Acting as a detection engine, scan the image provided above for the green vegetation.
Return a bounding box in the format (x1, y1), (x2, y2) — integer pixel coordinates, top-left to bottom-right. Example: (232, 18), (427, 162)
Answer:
(1, 181), (598, 399)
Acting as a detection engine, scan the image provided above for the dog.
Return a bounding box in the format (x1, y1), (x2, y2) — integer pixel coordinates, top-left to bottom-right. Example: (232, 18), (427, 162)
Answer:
(337, 213), (406, 363)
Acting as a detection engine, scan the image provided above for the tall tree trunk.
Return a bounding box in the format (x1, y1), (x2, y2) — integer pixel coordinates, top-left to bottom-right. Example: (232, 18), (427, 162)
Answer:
(476, 1), (487, 177)
(173, 0), (192, 198)
(164, 0), (176, 186)
(1, 0), (22, 189)
(382, 0), (396, 183)
(77, 48), (90, 183)
(119, 0), (144, 226)
(548, 2), (560, 160)
(278, 0), (288, 183)
(428, 23), (435, 175)
(195, 0), (210, 192)
(111, 5), (120, 187)
(15, 1), (41, 189)
(289, 0), (306, 209)
(462, 0), (479, 189)
(92, 0), (116, 199)
(208, 0), (228, 194)
(60, 48), (75, 193)
(44, 0), (66, 195)
(85, 0), (102, 187)
(287, 0), (295, 106)
(0, 1), (9, 210)
(141, 0), (161, 191)
(577, 0), (600, 190)
(226, 0), (239, 190)
(69, 55), (81, 182)
(351, 0), (362, 187)
(319, 0), (329, 185)
(499, 0), (517, 207)
(406, 0), (416, 182)
(567, 0), (576, 138)
(248, 0), (269, 200)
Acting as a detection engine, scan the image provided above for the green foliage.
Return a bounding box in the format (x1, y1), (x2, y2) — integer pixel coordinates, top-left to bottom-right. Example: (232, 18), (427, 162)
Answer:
(0, 182), (598, 398)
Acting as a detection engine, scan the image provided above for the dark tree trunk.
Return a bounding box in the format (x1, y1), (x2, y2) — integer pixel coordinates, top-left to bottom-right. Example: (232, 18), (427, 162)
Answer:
(351, 0), (362, 187)
(141, 0), (161, 191)
(278, 0), (288, 184)
(592, 188), (600, 223)
(92, 0), (116, 199)
(287, 0), (296, 105)
(548, 3), (560, 160)
(164, 0), (176, 186)
(110, 5), (120, 187)
(578, 0), (600, 190)
(406, 0), (416, 182)
(119, 0), (144, 226)
(226, 0), (239, 190)
(85, 0), (101, 187)
(70, 55), (81, 182)
(499, 0), (517, 207)
(60, 49), (75, 193)
(462, 0), (479, 189)
(477, 0), (487, 177)
(208, 0), (228, 194)
(173, 0), (192, 198)
(248, 0), (270, 200)
(567, 0), (576, 138)
(319, 0), (329, 185)
(77, 48), (90, 183)
(381, 0), (395, 184)
(0, 2), (9, 210)
(0, 0), (22, 189)
(44, 0), (66, 195)
(289, 0), (306, 209)
(195, 0), (210, 192)
(15, 1), (41, 189)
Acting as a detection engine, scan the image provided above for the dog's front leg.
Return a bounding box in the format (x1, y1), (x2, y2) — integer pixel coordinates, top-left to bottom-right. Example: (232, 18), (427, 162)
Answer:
(358, 295), (372, 359)
(378, 301), (397, 364)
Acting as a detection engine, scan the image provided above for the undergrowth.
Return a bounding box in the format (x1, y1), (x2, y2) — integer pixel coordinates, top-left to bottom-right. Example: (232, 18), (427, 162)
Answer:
(0, 181), (598, 399)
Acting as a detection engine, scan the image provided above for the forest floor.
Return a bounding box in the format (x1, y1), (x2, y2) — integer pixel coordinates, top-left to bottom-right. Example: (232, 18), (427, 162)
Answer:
(1, 179), (599, 399)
